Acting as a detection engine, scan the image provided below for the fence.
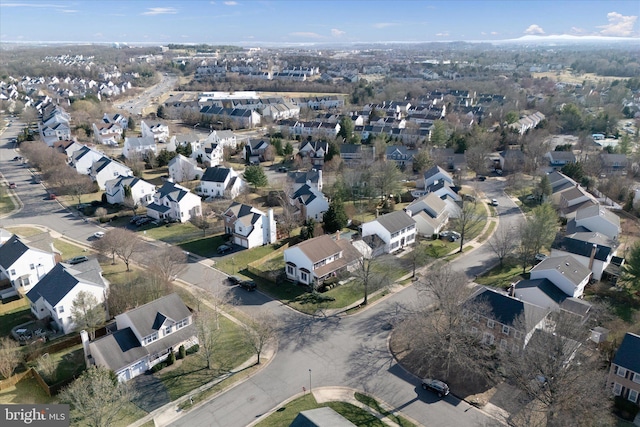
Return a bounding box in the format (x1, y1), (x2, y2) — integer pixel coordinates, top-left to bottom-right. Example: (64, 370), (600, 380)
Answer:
(0, 368), (33, 392)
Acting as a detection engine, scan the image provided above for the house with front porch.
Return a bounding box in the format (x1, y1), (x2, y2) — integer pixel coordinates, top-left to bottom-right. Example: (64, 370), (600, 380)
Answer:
(122, 136), (157, 160)
(361, 210), (416, 254)
(196, 166), (245, 199)
(298, 140), (328, 167)
(146, 182), (202, 223)
(0, 235), (57, 299)
(26, 259), (107, 335)
(223, 202), (277, 249)
(104, 176), (156, 207)
(83, 293), (198, 382)
(284, 234), (362, 286)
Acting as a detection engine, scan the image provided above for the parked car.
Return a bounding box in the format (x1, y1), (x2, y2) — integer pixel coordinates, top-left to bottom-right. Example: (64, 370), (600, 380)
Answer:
(217, 244), (233, 254)
(8, 182), (16, 189)
(68, 256), (89, 265)
(277, 166), (288, 172)
(93, 231), (105, 239)
(227, 275), (242, 285)
(130, 215), (143, 224)
(439, 230), (461, 242)
(12, 156), (22, 161)
(421, 378), (450, 397)
(535, 253), (548, 262)
(491, 199), (499, 206)
(477, 175), (486, 181)
(239, 280), (257, 291)
(136, 217), (152, 226)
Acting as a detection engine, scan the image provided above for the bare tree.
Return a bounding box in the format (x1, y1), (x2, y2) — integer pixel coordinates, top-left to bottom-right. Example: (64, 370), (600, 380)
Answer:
(70, 291), (106, 340)
(406, 240), (432, 278)
(242, 311), (278, 365)
(67, 174), (95, 206)
(352, 251), (390, 306)
(190, 215), (211, 237)
(193, 309), (221, 370)
(0, 337), (21, 379)
(59, 366), (133, 427)
(92, 229), (119, 265)
(517, 203), (558, 272)
(488, 226), (517, 267)
(96, 228), (141, 271)
(276, 187), (299, 239)
(123, 196), (139, 217)
(147, 246), (188, 283)
(451, 199), (487, 253)
(372, 160), (403, 200)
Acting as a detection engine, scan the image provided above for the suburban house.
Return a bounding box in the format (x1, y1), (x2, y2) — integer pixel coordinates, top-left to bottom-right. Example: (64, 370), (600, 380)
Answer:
(122, 136), (158, 160)
(405, 193), (449, 237)
(89, 157), (134, 190)
(196, 166), (245, 199)
(0, 235), (57, 299)
(57, 140), (85, 160)
(290, 184), (330, 221)
(141, 121), (169, 143)
(243, 139), (270, 164)
(209, 129), (237, 149)
(498, 149), (526, 173)
(284, 234), (362, 286)
(26, 260), (108, 335)
(545, 151), (576, 168)
(298, 140), (328, 167)
(512, 278), (592, 320)
(465, 286), (550, 351)
(573, 205), (621, 240)
(103, 113), (128, 129)
(552, 185), (598, 217)
(548, 171), (578, 194)
(168, 154), (204, 182)
(104, 176), (156, 207)
(92, 122), (123, 146)
(361, 210), (416, 254)
(529, 255), (592, 298)
(431, 147), (466, 171)
(191, 140), (224, 167)
(423, 165), (454, 188)
(600, 153), (628, 174)
(608, 332), (640, 407)
(550, 232), (617, 281)
(223, 202), (277, 249)
(71, 146), (105, 175)
(289, 169), (323, 193)
(146, 182), (202, 223)
(339, 144), (375, 166)
(83, 293), (198, 382)
(385, 146), (416, 170)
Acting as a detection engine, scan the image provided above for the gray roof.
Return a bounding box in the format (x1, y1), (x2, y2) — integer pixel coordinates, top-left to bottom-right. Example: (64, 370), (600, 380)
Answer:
(292, 184), (318, 206)
(126, 136), (156, 148)
(613, 332), (640, 373)
(26, 259), (106, 307)
(155, 181), (191, 202)
(0, 235), (30, 268)
(292, 234), (342, 264)
(532, 255), (592, 286)
(556, 233), (614, 262)
(374, 210), (416, 234)
(289, 170), (320, 185)
(514, 278), (592, 318)
(423, 165), (451, 182)
(575, 205), (620, 228)
(117, 293), (192, 338)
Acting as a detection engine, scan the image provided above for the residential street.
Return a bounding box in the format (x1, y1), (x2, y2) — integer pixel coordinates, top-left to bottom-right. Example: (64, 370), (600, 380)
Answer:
(0, 121), (521, 427)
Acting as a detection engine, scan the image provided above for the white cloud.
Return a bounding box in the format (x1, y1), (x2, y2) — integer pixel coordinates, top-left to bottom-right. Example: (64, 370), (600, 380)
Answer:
(60, 9), (77, 13)
(524, 24), (545, 35)
(373, 22), (396, 29)
(570, 26), (586, 35)
(224, 1), (238, 5)
(289, 32), (324, 39)
(598, 12), (637, 36)
(331, 28), (345, 37)
(435, 32), (449, 37)
(141, 7), (177, 16)
(491, 31), (499, 35)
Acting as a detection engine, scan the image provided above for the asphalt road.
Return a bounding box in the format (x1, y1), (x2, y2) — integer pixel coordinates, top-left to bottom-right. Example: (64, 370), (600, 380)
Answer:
(113, 73), (178, 116)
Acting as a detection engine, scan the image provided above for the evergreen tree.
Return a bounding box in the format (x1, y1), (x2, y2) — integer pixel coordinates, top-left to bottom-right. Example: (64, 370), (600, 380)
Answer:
(243, 165), (268, 189)
(323, 198), (348, 233)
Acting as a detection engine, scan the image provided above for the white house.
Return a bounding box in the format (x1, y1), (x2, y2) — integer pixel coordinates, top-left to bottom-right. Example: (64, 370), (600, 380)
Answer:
(284, 234), (362, 285)
(146, 182), (202, 223)
(288, 169), (323, 193)
(423, 165), (454, 188)
(71, 146), (105, 175)
(574, 205), (621, 240)
(190, 140), (224, 167)
(223, 202), (277, 249)
(83, 293), (198, 382)
(405, 192), (449, 236)
(210, 129), (237, 149)
(550, 232), (616, 281)
(196, 166), (245, 199)
(529, 255), (592, 298)
(168, 154), (204, 182)
(26, 260), (107, 335)
(122, 136), (157, 160)
(361, 210), (416, 254)
(103, 113), (128, 130)
(141, 121), (169, 143)
(0, 235), (57, 299)
(290, 184), (329, 221)
(89, 157), (133, 190)
(92, 122), (123, 146)
(105, 176), (156, 207)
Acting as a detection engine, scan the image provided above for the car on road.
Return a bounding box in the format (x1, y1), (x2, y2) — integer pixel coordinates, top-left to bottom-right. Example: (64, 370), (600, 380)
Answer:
(535, 253), (548, 262)
(239, 280), (257, 291)
(8, 182), (16, 189)
(135, 217), (153, 226)
(439, 230), (461, 242)
(217, 244), (233, 254)
(277, 166), (288, 172)
(421, 378), (450, 397)
(68, 256), (89, 265)
(228, 276), (242, 285)
(491, 199), (499, 206)
(477, 175), (486, 181)
(93, 231), (105, 239)
(12, 156), (22, 161)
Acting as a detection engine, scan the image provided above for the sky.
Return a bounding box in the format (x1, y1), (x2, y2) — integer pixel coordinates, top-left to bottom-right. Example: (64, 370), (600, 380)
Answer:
(0, 0), (638, 45)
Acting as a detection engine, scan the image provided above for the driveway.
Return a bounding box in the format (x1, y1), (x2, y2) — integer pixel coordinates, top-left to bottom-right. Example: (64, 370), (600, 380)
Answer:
(130, 372), (171, 413)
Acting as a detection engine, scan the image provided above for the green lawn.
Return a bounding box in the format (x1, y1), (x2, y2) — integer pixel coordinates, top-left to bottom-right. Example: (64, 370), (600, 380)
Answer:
(0, 188), (16, 215)
(0, 377), (55, 404)
(28, 344), (85, 385)
(215, 244), (280, 275)
(139, 222), (206, 244)
(53, 239), (88, 260)
(0, 299), (32, 336)
(475, 261), (526, 289)
(180, 235), (227, 259)
(5, 226), (43, 238)
(354, 393), (416, 427)
(256, 393), (386, 427)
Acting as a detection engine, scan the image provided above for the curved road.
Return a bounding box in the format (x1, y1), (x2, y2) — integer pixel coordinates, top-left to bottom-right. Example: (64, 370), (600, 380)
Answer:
(1, 120), (521, 427)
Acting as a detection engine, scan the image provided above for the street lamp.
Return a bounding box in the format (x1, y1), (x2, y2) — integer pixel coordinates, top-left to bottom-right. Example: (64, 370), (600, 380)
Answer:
(309, 369), (312, 394)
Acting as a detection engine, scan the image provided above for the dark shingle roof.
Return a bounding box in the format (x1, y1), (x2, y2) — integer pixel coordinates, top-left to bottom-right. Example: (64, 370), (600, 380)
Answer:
(613, 332), (640, 374)
(467, 287), (549, 331)
(0, 235), (29, 268)
(514, 278), (591, 317)
(201, 166), (231, 183)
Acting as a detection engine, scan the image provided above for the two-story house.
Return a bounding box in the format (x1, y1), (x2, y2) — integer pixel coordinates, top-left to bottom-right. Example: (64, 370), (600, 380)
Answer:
(529, 255), (592, 298)
(545, 151), (576, 168)
(284, 234), (362, 285)
(167, 154), (205, 182)
(196, 166), (245, 199)
(89, 157), (134, 190)
(243, 139), (270, 164)
(552, 185), (598, 217)
(122, 136), (158, 160)
(71, 145), (105, 175)
(405, 193), (449, 237)
(104, 176), (156, 207)
(26, 259), (108, 335)
(550, 232), (617, 281)
(146, 182), (202, 223)
(385, 146), (416, 170)
(288, 169), (323, 193)
(573, 205), (621, 240)
(141, 121), (169, 143)
(0, 235), (57, 299)
(290, 184), (329, 221)
(361, 210), (416, 254)
(83, 293), (198, 382)
(298, 140), (328, 167)
(103, 113), (128, 130)
(339, 144), (375, 166)
(223, 202), (277, 249)
(608, 332), (640, 407)
(92, 122), (123, 146)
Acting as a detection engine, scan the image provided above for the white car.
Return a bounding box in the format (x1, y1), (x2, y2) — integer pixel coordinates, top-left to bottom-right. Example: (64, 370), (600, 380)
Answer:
(93, 231), (105, 239)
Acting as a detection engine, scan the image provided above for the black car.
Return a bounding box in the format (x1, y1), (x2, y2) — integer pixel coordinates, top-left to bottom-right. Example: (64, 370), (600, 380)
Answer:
(477, 175), (486, 181)
(421, 378), (450, 397)
(228, 275), (242, 285)
(217, 244), (232, 254)
(239, 280), (257, 291)
(68, 256), (89, 265)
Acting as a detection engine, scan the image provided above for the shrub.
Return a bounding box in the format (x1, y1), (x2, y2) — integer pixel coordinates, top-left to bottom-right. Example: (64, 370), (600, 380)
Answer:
(178, 345), (186, 360)
(150, 362), (167, 373)
(185, 344), (199, 355)
(167, 351), (176, 366)
(613, 396), (640, 421)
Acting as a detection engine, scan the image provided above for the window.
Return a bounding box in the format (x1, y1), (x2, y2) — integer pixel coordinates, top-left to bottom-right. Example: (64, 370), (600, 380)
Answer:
(301, 272), (308, 282)
(617, 367), (628, 378)
(287, 265), (294, 275)
(514, 330), (522, 339)
(487, 319), (495, 329)
(30, 264), (35, 270)
(482, 332), (494, 345)
(500, 339), (508, 350)
(613, 383), (622, 396)
(164, 326), (172, 335)
(10, 269), (15, 276)
(633, 372), (640, 384)
(58, 306), (64, 314)
(502, 325), (510, 335)
(629, 389), (639, 403)
(144, 333), (159, 345)
(175, 318), (188, 329)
